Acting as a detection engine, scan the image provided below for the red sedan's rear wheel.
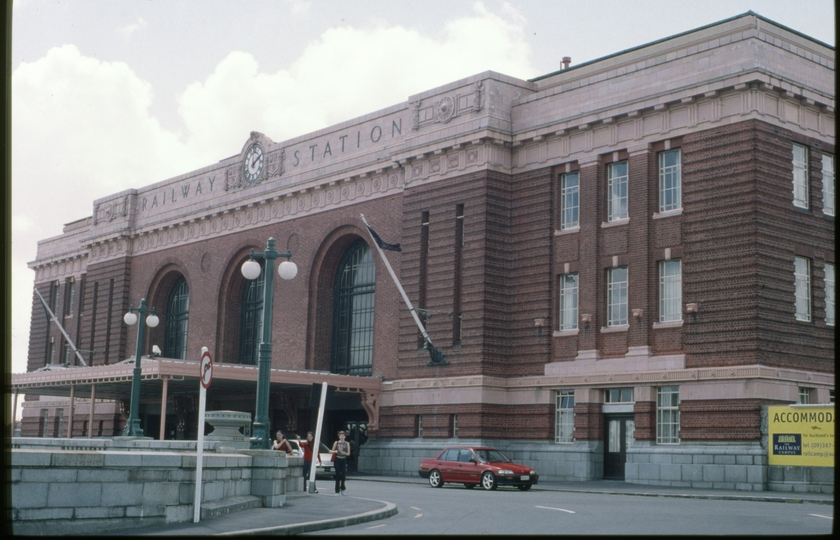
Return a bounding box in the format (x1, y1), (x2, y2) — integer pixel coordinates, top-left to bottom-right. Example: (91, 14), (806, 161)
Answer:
(429, 469), (443, 488)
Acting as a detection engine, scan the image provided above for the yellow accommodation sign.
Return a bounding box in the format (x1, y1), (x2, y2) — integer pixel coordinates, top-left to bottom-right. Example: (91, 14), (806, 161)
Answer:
(767, 405), (834, 467)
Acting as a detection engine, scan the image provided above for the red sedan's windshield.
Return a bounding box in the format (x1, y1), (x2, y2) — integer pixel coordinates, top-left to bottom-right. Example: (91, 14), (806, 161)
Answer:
(473, 449), (511, 463)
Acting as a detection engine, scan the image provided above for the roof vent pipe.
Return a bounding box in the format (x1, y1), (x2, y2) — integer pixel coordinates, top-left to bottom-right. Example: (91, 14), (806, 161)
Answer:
(561, 57), (572, 70)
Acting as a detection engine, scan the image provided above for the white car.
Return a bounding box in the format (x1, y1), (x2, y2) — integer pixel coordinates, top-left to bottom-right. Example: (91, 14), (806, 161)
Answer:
(315, 443), (335, 478)
(285, 440), (334, 477)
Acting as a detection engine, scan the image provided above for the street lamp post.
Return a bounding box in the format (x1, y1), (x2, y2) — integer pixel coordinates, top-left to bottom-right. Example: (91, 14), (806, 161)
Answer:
(122, 298), (160, 437)
(241, 238), (298, 449)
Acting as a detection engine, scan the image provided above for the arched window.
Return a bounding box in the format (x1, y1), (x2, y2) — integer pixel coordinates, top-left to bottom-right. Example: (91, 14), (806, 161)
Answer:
(163, 276), (189, 359)
(239, 262), (265, 365)
(331, 240), (375, 376)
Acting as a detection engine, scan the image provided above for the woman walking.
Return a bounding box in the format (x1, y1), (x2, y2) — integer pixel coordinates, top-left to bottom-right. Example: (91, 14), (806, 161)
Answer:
(331, 430), (351, 495)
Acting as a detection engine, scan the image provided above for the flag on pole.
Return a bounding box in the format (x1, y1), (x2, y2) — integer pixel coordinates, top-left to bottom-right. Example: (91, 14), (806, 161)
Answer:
(365, 224), (402, 252)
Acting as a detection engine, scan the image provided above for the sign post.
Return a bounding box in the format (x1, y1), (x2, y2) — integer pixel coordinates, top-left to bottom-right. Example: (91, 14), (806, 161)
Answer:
(193, 348), (213, 523)
(309, 382), (329, 493)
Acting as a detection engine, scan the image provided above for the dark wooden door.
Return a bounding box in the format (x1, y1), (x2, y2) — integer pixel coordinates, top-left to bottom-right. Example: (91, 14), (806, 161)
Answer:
(604, 415), (635, 479)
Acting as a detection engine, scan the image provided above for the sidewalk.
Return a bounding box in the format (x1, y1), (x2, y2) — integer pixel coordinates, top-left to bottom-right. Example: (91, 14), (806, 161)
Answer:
(117, 474), (833, 536)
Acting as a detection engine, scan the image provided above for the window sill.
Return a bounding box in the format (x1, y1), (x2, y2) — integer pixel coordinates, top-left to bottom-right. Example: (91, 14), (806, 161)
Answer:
(653, 319), (683, 329)
(601, 218), (629, 228)
(652, 208), (683, 219)
(554, 226), (580, 236)
(600, 324), (629, 333)
(553, 329), (580, 337)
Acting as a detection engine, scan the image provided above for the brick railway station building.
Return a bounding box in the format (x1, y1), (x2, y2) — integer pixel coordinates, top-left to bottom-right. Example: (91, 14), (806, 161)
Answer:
(14, 12), (834, 489)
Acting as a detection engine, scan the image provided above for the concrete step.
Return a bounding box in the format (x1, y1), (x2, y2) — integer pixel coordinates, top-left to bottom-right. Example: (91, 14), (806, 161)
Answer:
(200, 495), (263, 520)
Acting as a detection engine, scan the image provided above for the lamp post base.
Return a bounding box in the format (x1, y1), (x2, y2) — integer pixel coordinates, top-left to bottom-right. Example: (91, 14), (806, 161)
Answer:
(122, 419), (145, 438)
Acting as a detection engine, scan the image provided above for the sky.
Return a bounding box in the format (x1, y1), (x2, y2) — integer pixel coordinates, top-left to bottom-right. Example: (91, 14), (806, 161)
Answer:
(8, 0), (835, 391)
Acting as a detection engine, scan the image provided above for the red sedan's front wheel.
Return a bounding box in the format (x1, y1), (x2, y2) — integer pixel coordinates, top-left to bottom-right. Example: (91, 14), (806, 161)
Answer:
(481, 471), (497, 490)
(429, 469), (443, 488)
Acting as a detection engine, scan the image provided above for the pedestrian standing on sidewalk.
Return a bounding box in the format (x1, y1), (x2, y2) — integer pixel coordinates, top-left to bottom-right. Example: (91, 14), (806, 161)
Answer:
(331, 430), (351, 495)
(297, 431), (320, 493)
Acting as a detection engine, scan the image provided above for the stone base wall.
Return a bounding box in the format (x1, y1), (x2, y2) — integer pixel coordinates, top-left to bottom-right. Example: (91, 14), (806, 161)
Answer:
(767, 466), (834, 494)
(358, 438), (603, 482)
(9, 438), (303, 536)
(625, 442), (768, 491)
(358, 438), (834, 494)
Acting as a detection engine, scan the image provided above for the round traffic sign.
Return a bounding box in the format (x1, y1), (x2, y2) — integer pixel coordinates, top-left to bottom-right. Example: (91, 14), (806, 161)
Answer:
(200, 351), (213, 389)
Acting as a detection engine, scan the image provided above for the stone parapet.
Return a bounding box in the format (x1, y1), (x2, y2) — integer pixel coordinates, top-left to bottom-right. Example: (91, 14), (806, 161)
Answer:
(8, 442), (303, 536)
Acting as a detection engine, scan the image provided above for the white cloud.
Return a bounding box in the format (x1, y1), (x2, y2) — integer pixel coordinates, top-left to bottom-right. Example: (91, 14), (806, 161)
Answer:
(177, 3), (536, 146)
(117, 16), (147, 40)
(286, 0), (312, 16)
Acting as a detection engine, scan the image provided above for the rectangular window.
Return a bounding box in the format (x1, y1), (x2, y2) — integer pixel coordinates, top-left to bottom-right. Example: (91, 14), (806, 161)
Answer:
(795, 256), (811, 321)
(55, 409), (64, 438)
(560, 172), (580, 229)
(608, 161), (628, 221)
(798, 387), (813, 404)
(39, 409), (50, 437)
(66, 279), (75, 316)
(418, 211), (430, 347)
(555, 390), (575, 443)
(825, 263), (835, 326)
(659, 260), (682, 322)
(792, 143), (809, 208)
(604, 388), (634, 403)
(656, 386), (680, 444)
(659, 149), (681, 212)
(49, 281), (60, 312)
(822, 153), (835, 216)
(453, 205), (464, 345)
(416, 415), (423, 438)
(607, 267), (628, 326)
(558, 273), (579, 330)
(451, 414), (459, 438)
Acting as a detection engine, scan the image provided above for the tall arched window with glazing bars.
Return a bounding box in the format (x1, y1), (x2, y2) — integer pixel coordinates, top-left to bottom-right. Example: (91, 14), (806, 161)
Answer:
(239, 262), (265, 365)
(331, 240), (375, 376)
(163, 276), (190, 359)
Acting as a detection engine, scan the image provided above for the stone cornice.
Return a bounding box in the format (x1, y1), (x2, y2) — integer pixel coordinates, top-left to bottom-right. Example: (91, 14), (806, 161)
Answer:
(381, 365), (834, 407)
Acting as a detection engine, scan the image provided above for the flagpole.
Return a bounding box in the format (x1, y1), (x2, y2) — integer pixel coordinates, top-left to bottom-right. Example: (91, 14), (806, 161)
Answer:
(360, 214), (433, 345)
(34, 287), (88, 366)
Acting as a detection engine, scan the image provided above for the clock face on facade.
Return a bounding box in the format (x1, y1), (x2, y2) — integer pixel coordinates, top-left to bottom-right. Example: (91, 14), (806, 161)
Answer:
(243, 143), (265, 183)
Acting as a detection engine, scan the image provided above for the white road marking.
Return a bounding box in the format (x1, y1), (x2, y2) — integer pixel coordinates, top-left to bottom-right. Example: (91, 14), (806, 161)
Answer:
(808, 514), (832, 520)
(414, 513), (423, 518)
(410, 506), (421, 510)
(366, 524), (387, 529)
(536, 506), (575, 514)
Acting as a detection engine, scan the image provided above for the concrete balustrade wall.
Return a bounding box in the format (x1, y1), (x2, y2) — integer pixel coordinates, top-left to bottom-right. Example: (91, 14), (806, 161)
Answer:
(9, 438), (303, 536)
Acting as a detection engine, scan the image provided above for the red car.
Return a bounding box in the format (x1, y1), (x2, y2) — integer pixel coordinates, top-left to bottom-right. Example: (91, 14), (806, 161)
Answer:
(418, 446), (538, 490)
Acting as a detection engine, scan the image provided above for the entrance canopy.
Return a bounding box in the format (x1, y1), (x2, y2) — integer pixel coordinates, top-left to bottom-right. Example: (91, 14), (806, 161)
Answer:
(11, 357), (382, 429)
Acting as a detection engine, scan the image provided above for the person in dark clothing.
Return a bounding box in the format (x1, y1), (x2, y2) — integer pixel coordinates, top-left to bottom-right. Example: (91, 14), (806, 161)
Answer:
(331, 430), (351, 494)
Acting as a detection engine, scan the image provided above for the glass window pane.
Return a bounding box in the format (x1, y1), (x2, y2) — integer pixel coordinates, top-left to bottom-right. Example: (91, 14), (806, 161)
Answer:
(659, 149), (681, 212)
